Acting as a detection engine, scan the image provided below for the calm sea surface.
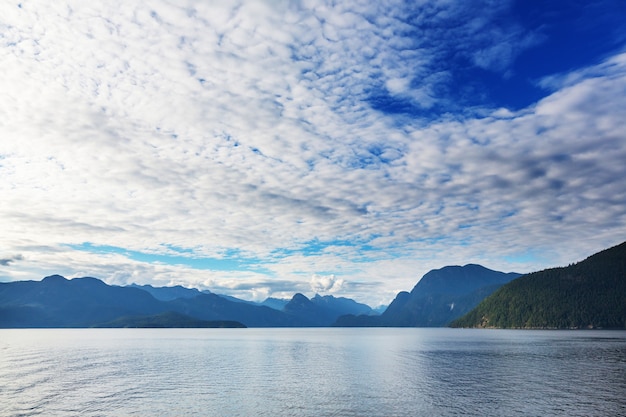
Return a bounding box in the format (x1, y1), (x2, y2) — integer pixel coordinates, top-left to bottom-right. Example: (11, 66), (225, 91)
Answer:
(1, 328), (625, 416)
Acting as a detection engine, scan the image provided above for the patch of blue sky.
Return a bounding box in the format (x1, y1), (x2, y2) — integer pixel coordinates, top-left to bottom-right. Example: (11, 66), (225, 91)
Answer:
(367, 90), (421, 116)
(273, 236), (384, 260)
(504, 250), (543, 266)
(273, 239), (350, 257)
(68, 242), (273, 274)
(511, 0), (626, 77)
(479, 1), (625, 109)
(364, 86), (453, 124)
(368, 0), (626, 116)
(501, 210), (517, 219)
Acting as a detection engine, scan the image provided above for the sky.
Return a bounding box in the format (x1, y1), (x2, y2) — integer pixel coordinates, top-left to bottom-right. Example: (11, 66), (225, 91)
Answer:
(1, 0), (625, 307)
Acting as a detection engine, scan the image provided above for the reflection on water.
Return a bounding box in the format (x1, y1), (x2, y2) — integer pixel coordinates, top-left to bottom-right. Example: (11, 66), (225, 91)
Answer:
(1, 328), (625, 416)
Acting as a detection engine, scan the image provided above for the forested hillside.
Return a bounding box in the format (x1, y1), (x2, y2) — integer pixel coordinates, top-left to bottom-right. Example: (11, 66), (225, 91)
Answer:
(451, 242), (626, 329)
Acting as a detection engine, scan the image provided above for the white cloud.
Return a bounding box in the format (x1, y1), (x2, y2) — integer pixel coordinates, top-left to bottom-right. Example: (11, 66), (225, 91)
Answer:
(310, 274), (345, 294)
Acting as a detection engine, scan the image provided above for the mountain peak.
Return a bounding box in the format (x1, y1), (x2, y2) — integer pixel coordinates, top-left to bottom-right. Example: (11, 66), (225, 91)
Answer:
(412, 264), (520, 297)
(42, 274), (68, 283)
(289, 293), (311, 304)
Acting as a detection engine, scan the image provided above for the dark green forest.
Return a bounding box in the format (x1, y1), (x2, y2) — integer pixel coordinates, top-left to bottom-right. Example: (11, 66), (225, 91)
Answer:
(93, 311), (246, 328)
(451, 241), (626, 329)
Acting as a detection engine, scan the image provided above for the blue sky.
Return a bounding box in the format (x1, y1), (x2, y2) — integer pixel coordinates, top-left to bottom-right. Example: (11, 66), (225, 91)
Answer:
(1, 0), (625, 306)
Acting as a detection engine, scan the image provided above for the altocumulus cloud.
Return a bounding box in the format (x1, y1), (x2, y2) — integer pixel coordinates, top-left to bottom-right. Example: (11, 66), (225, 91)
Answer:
(0, 255), (24, 267)
(0, 0), (625, 306)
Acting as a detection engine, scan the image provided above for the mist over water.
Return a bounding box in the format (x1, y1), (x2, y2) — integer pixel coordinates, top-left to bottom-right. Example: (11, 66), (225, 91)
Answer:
(1, 328), (625, 416)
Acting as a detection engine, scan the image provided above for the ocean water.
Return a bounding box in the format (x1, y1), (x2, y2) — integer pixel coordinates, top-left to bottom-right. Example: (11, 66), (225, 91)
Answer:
(1, 328), (625, 416)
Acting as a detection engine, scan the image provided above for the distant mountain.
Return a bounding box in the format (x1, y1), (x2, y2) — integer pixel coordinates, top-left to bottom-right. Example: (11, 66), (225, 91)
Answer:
(0, 275), (164, 327)
(281, 293), (375, 326)
(130, 284), (277, 308)
(167, 293), (301, 327)
(130, 283), (204, 301)
(260, 297), (290, 310)
(310, 294), (373, 317)
(215, 293), (258, 305)
(0, 276), (305, 327)
(335, 264), (520, 327)
(0, 275), (379, 328)
(283, 293), (335, 326)
(371, 305), (388, 315)
(451, 242), (626, 329)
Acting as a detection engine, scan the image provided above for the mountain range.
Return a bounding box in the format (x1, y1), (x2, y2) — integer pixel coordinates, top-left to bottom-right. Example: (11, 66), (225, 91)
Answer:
(2, 241), (623, 328)
(0, 263), (519, 328)
(0, 275), (374, 328)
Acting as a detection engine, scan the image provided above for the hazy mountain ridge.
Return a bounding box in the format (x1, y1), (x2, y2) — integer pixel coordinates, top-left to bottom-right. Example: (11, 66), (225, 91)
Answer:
(259, 297), (290, 310)
(311, 293), (373, 316)
(451, 241), (626, 329)
(129, 283), (205, 301)
(0, 275), (165, 327)
(0, 277), (375, 328)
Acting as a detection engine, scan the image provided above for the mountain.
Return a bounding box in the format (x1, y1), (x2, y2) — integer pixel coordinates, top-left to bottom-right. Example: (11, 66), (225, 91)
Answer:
(0, 276), (304, 327)
(282, 293), (335, 326)
(260, 297), (290, 310)
(215, 293), (258, 305)
(129, 283), (204, 301)
(335, 264), (520, 327)
(1, 276), (378, 327)
(280, 293), (376, 326)
(372, 305), (388, 315)
(167, 293), (301, 327)
(451, 242), (626, 329)
(0, 275), (164, 327)
(310, 294), (373, 316)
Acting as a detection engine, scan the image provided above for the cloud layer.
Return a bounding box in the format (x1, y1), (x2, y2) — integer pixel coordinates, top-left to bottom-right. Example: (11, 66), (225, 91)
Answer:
(1, 0), (625, 305)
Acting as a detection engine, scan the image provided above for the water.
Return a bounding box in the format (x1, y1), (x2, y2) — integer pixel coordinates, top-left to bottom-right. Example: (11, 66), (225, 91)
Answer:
(1, 328), (625, 416)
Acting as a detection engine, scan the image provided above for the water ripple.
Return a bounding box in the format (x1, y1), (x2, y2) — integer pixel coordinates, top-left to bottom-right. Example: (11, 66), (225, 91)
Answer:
(0, 329), (625, 416)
